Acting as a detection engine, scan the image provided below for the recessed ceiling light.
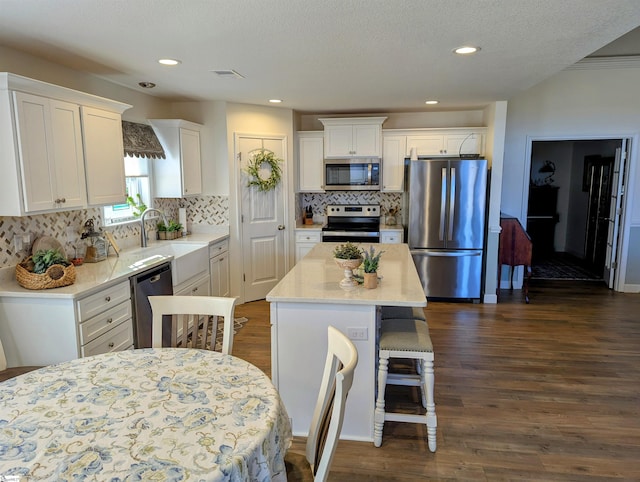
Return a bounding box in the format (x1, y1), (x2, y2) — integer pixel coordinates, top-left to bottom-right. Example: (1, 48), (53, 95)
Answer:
(138, 82), (156, 89)
(425, 100), (439, 105)
(158, 58), (181, 66)
(269, 99), (282, 104)
(454, 46), (480, 55)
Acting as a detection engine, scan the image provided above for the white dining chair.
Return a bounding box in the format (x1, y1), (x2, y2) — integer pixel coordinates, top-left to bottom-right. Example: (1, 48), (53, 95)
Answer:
(148, 295), (238, 355)
(285, 325), (359, 482)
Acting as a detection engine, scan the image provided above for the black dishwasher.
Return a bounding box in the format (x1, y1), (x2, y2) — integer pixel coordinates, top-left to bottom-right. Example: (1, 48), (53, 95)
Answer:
(130, 262), (173, 348)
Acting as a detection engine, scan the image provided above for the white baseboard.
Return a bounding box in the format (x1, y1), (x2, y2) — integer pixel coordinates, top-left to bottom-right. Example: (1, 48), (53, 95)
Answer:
(623, 283), (640, 293)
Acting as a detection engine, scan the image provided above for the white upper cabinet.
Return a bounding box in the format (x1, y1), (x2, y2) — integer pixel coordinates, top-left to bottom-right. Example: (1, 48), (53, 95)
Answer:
(0, 73), (131, 216)
(298, 131), (324, 192)
(13, 92), (86, 212)
(406, 129), (485, 157)
(149, 119), (203, 198)
(381, 134), (406, 192)
(319, 117), (386, 158)
(82, 106), (127, 206)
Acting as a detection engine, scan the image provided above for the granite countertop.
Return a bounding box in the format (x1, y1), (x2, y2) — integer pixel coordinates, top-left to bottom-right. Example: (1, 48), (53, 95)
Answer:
(266, 242), (426, 307)
(0, 229), (229, 299)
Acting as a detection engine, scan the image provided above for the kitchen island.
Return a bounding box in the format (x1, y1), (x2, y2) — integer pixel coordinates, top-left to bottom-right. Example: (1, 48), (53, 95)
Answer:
(266, 242), (426, 441)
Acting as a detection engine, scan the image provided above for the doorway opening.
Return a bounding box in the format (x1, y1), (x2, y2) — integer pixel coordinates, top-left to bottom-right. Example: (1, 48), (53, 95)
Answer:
(527, 139), (626, 285)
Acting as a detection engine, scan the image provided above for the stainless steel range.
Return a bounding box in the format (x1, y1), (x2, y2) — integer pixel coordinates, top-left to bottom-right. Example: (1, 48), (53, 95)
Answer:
(321, 204), (381, 243)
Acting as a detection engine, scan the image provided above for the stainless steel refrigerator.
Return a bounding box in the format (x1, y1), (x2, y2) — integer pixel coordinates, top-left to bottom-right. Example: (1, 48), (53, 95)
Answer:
(407, 158), (488, 300)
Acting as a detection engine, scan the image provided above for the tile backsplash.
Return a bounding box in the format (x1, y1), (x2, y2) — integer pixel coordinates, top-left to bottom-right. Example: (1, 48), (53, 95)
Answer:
(0, 195), (228, 268)
(300, 192), (404, 224)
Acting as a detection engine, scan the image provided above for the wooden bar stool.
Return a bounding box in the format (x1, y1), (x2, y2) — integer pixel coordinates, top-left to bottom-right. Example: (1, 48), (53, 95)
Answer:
(374, 318), (437, 451)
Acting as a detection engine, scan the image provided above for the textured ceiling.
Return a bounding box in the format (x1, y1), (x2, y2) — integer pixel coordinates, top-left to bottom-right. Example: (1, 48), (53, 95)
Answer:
(1, 0), (640, 113)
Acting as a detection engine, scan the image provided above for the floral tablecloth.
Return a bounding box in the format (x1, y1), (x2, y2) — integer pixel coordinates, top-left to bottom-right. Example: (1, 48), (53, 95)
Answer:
(0, 348), (292, 481)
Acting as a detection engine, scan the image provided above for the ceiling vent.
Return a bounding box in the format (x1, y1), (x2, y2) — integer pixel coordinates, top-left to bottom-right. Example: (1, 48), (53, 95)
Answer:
(211, 69), (244, 79)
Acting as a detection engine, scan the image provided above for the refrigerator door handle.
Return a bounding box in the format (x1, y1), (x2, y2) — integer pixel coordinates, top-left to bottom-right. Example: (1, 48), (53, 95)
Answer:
(448, 167), (456, 241)
(410, 249), (482, 257)
(440, 167), (447, 241)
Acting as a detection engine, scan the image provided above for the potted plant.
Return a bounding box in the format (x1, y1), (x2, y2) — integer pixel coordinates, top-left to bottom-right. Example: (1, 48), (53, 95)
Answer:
(167, 220), (183, 239)
(156, 221), (168, 240)
(362, 245), (384, 289)
(333, 242), (363, 290)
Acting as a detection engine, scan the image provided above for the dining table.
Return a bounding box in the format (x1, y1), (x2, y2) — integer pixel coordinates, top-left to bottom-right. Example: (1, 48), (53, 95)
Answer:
(0, 348), (292, 481)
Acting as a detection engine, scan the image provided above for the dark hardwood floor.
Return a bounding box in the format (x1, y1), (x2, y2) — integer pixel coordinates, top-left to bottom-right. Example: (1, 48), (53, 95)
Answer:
(234, 280), (640, 481)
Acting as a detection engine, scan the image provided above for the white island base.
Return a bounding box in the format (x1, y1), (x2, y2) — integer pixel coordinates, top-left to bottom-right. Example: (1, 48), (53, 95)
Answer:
(267, 243), (427, 442)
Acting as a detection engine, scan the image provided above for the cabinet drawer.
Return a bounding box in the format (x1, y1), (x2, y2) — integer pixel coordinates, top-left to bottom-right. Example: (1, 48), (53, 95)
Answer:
(295, 231), (321, 243)
(81, 320), (133, 357)
(77, 280), (130, 322)
(381, 232), (403, 244)
(79, 300), (132, 345)
(174, 272), (211, 296)
(209, 238), (229, 258)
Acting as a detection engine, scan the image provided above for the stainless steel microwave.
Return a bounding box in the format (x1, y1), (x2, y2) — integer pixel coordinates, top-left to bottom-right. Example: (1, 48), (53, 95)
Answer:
(323, 158), (381, 191)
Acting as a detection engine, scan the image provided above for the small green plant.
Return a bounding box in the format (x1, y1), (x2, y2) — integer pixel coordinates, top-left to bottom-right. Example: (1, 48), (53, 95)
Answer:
(167, 220), (183, 232)
(126, 193), (147, 217)
(362, 245), (384, 273)
(156, 221), (168, 232)
(333, 242), (362, 260)
(32, 249), (70, 274)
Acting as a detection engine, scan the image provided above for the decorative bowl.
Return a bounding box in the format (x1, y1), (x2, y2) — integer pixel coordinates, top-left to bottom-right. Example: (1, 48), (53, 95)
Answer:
(334, 257), (362, 290)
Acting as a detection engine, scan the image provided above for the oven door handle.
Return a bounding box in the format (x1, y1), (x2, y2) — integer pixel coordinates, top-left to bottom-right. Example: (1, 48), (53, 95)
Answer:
(322, 231), (380, 237)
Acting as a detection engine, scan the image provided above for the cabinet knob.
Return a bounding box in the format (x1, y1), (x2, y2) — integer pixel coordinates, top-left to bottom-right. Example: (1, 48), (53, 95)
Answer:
(108, 342), (115, 348)
(107, 318), (113, 324)
(277, 225), (285, 231)
(60, 198), (66, 203)
(105, 296), (111, 302)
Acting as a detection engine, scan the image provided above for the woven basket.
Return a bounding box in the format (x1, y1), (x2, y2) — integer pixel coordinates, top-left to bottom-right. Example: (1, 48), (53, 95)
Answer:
(15, 257), (76, 290)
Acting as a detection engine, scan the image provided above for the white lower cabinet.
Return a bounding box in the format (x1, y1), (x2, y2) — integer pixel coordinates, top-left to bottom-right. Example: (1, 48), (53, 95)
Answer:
(174, 271), (211, 297)
(209, 238), (230, 297)
(0, 279), (134, 367)
(77, 280), (134, 357)
(295, 230), (322, 263)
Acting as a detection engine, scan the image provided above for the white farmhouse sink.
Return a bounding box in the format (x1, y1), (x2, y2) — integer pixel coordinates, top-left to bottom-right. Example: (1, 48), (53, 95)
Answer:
(133, 243), (209, 286)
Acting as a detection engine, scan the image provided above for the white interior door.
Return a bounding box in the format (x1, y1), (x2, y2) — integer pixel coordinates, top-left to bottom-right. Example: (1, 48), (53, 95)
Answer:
(603, 144), (627, 289)
(237, 135), (286, 301)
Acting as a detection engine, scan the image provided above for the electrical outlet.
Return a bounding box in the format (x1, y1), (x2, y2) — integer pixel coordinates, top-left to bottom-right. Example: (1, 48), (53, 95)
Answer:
(347, 327), (368, 340)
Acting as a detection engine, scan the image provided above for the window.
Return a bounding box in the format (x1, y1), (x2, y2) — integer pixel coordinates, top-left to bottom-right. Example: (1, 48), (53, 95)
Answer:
(103, 156), (152, 225)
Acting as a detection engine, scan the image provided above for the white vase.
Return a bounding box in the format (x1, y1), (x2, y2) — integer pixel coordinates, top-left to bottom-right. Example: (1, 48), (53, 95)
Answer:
(334, 257), (362, 290)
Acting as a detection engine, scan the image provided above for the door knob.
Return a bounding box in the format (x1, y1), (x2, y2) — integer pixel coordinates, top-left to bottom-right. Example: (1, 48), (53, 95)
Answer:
(277, 225), (285, 230)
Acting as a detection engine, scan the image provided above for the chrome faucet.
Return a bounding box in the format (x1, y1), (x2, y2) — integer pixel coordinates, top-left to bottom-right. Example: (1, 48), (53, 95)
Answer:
(140, 208), (169, 247)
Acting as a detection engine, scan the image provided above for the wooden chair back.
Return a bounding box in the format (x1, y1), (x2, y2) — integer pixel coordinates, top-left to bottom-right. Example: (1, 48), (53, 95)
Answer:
(148, 295), (238, 355)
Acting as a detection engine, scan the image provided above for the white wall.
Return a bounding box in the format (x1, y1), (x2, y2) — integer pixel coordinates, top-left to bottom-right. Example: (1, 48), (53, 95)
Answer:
(503, 66), (640, 291)
(0, 45), (171, 122)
